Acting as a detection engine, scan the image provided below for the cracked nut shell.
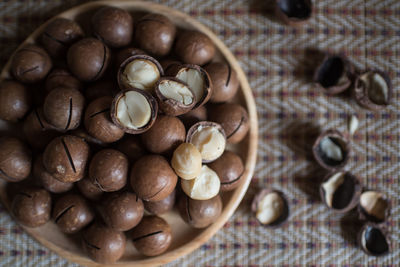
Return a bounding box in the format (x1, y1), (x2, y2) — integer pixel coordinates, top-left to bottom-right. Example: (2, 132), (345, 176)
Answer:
(205, 62), (239, 103)
(45, 68), (82, 92)
(77, 176), (103, 201)
(0, 137), (31, 182)
(275, 0), (313, 26)
(358, 223), (390, 257)
(174, 30), (215, 65)
(131, 215), (172, 256)
(115, 47), (146, 68)
(0, 80), (31, 122)
(252, 189), (289, 227)
(144, 189), (176, 215)
(358, 190), (390, 223)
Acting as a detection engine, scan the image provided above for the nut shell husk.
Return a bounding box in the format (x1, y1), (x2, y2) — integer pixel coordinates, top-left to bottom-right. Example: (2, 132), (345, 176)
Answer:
(354, 69), (392, 110)
(251, 189), (289, 227)
(115, 47), (146, 68)
(319, 171), (362, 213)
(0, 80), (31, 122)
(174, 30), (216, 65)
(0, 137), (31, 182)
(358, 223), (391, 257)
(357, 190), (391, 224)
(274, 0), (313, 26)
(312, 129), (351, 171)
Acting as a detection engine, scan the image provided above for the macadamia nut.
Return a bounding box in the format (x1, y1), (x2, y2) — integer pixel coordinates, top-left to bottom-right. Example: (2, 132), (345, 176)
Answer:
(256, 192), (284, 225)
(171, 143), (202, 180)
(181, 165), (220, 200)
(190, 125), (226, 162)
(121, 59), (160, 91)
(320, 137), (343, 161)
(159, 79), (194, 105)
(117, 91), (150, 128)
(176, 68), (204, 103)
(361, 72), (389, 105)
(322, 172), (344, 208)
(360, 191), (388, 222)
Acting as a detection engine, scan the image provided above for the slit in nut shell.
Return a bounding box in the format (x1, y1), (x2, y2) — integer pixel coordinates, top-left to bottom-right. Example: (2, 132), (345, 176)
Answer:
(252, 189), (289, 227)
(171, 143), (202, 180)
(111, 89), (158, 134)
(359, 223), (390, 257)
(181, 165), (220, 200)
(118, 55), (163, 92)
(359, 191), (390, 223)
(187, 121), (226, 163)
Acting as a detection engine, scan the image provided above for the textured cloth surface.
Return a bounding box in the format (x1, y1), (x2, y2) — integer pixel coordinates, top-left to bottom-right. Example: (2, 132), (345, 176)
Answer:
(0, 0), (399, 266)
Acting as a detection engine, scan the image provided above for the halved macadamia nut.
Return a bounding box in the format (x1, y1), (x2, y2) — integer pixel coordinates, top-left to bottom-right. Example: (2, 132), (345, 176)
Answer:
(187, 121), (226, 163)
(155, 77), (195, 116)
(312, 129), (350, 171)
(111, 89), (158, 134)
(355, 70), (392, 110)
(313, 54), (353, 95)
(359, 223), (390, 257)
(251, 189), (289, 227)
(171, 143), (202, 180)
(320, 171), (362, 212)
(168, 64), (212, 108)
(181, 165), (220, 200)
(359, 191), (390, 223)
(118, 55), (164, 91)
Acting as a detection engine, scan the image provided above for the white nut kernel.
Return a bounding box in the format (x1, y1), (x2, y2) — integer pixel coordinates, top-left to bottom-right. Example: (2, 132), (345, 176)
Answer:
(320, 136), (343, 161)
(171, 143), (202, 180)
(348, 115), (359, 135)
(191, 126), (225, 162)
(361, 72), (389, 105)
(159, 80), (194, 105)
(122, 59), (160, 91)
(116, 91), (151, 129)
(322, 172), (345, 208)
(181, 165), (220, 200)
(360, 191), (388, 221)
(256, 192), (284, 225)
(176, 68), (204, 103)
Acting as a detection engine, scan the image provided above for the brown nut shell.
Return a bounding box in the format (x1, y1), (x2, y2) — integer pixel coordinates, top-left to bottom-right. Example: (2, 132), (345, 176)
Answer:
(100, 191), (144, 231)
(43, 135), (90, 183)
(11, 44), (52, 83)
(205, 62), (239, 103)
(69, 128), (107, 147)
(67, 37), (111, 82)
(174, 30), (215, 65)
(131, 215), (172, 256)
(41, 18), (84, 58)
(45, 68), (82, 92)
(52, 194), (94, 234)
(89, 149), (128, 192)
(354, 69), (392, 110)
(0, 137), (31, 182)
(208, 150), (244, 191)
(144, 189), (176, 215)
(358, 190), (390, 224)
(251, 189), (289, 227)
(111, 88), (158, 134)
(312, 129), (351, 171)
(84, 96), (125, 143)
(0, 80), (31, 122)
(178, 194), (222, 228)
(115, 135), (146, 162)
(43, 87), (85, 131)
(11, 187), (51, 227)
(82, 223), (126, 264)
(208, 103), (250, 144)
(274, 0), (313, 26)
(134, 13), (176, 57)
(77, 176), (103, 201)
(115, 47), (146, 68)
(85, 80), (117, 102)
(155, 77), (196, 116)
(179, 105), (207, 128)
(313, 54), (354, 95)
(130, 155), (177, 202)
(358, 223), (390, 257)
(319, 171), (362, 213)
(141, 115), (186, 155)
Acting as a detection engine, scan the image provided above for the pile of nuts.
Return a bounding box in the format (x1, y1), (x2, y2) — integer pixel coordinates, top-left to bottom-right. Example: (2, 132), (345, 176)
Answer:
(0, 6), (250, 264)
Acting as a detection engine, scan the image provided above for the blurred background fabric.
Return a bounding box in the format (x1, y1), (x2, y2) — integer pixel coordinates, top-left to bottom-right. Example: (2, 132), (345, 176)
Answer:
(0, 0), (399, 266)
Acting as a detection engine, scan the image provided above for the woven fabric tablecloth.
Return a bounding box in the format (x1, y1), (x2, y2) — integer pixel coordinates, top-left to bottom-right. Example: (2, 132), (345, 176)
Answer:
(0, 0), (399, 266)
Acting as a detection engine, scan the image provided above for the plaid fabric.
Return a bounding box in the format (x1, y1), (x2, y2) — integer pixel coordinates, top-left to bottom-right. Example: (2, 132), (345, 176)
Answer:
(0, 0), (399, 266)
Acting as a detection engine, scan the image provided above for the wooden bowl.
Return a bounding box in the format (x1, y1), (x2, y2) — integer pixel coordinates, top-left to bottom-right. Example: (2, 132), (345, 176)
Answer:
(0, 1), (258, 266)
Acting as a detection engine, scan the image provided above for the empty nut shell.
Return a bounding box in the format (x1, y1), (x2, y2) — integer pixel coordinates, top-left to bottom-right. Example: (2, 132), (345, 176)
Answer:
(89, 149), (128, 192)
(181, 165), (220, 200)
(45, 68), (82, 92)
(43, 87), (85, 131)
(178, 194), (222, 228)
(208, 103), (250, 144)
(131, 215), (172, 256)
(275, 0), (313, 26)
(67, 37), (111, 82)
(118, 55), (164, 92)
(100, 191), (144, 231)
(82, 223), (126, 264)
(11, 187), (51, 227)
(208, 150), (244, 191)
(92, 6), (133, 48)
(134, 13), (176, 57)
(155, 77), (196, 116)
(174, 30), (215, 65)
(41, 18), (84, 58)
(205, 62), (239, 103)
(312, 129), (350, 171)
(0, 137), (31, 182)
(252, 189), (289, 227)
(319, 171), (362, 213)
(130, 155), (177, 202)
(11, 44), (52, 83)
(84, 96), (124, 143)
(141, 115), (186, 155)
(358, 223), (390, 257)
(171, 143), (202, 180)
(52, 194), (94, 234)
(187, 121), (226, 163)
(358, 191), (390, 223)
(111, 89), (158, 134)
(77, 176), (103, 201)
(115, 47), (146, 68)
(144, 189), (176, 215)
(354, 70), (392, 110)
(0, 80), (31, 122)
(313, 54), (354, 95)
(43, 135), (90, 183)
